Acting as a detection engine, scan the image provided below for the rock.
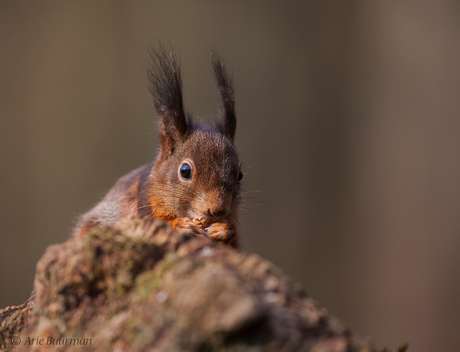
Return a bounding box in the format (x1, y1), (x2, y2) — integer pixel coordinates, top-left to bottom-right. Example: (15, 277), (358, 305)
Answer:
(0, 216), (373, 351)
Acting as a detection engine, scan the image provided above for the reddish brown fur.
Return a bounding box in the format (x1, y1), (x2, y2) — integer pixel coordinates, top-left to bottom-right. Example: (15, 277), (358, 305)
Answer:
(74, 48), (242, 249)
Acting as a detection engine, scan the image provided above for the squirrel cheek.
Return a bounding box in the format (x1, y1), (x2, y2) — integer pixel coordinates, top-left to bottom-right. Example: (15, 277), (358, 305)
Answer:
(185, 199), (203, 219)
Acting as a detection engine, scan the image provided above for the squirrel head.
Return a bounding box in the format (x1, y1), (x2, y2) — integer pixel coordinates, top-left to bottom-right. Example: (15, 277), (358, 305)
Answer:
(146, 47), (242, 225)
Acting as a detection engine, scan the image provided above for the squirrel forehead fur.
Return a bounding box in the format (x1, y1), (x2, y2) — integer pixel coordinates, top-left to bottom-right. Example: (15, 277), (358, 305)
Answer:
(157, 125), (239, 184)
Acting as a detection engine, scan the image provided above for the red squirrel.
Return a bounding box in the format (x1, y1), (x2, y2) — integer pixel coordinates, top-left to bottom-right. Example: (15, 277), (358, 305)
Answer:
(74, 48), (242, 248)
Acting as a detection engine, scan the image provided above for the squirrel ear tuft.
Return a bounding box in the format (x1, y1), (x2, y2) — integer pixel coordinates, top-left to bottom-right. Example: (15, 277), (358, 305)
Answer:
(212, 53), (236, 142)
(148, 45), (190, 155)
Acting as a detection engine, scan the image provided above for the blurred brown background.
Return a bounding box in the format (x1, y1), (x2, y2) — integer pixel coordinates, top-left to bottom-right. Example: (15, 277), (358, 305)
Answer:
(1, 1), (460, 351)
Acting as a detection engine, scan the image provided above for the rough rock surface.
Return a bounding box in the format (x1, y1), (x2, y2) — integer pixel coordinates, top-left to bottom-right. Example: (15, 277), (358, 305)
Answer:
(0, 216), (375, 351)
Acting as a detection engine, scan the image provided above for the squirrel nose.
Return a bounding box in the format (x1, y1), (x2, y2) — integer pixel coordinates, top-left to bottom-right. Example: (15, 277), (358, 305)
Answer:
(207, 207), (227, 219)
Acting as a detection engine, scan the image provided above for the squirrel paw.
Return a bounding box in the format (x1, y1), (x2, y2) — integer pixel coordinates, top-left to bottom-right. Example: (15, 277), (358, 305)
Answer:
(205, 221), (236, 242)
(172, 217), (205, 236)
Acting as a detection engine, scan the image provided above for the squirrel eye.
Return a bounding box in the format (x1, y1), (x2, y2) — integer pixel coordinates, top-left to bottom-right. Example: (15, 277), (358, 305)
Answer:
(179, 163), (192, 180)
(238, 170), (243, 182)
